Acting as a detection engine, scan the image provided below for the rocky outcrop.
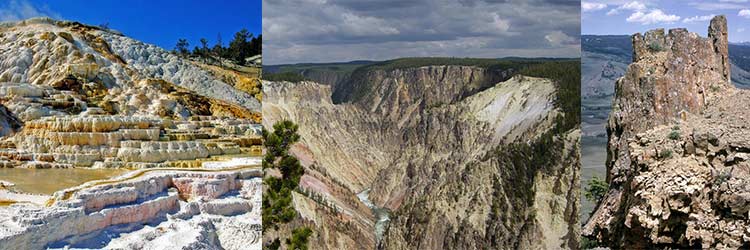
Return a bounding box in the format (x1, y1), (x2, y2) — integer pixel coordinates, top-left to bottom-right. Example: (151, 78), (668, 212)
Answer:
(264, 64), (579, 249)
(0, 104), (21, 137)
(584, 16), (750, 248)
(2, 113), (261, 168)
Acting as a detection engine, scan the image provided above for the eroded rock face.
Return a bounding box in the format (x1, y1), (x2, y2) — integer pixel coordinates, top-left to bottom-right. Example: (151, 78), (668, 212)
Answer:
(263, 65), (580, 249)
(585, 15), (750, 248)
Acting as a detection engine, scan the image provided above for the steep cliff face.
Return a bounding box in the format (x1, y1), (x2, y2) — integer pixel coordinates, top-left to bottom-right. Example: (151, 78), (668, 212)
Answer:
(338, 65), (509, 107)
(263, 63), (579, 249)
(298, 69), (351, 95)
(585, 16), (750, 248)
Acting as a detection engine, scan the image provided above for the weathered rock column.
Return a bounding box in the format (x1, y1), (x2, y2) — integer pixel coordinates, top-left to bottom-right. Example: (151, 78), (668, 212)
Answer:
(585, 15), (734, 247)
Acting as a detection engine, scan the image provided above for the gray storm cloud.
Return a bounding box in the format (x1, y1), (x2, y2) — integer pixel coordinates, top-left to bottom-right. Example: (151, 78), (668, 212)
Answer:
(263, 0), (581, 64)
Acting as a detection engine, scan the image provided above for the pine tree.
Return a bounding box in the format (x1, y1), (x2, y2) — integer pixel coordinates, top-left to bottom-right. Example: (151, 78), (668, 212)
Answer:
(175, 39), (189, 57)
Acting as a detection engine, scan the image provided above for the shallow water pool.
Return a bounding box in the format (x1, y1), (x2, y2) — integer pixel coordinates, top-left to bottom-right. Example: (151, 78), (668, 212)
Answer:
(0, 168), (127, 195)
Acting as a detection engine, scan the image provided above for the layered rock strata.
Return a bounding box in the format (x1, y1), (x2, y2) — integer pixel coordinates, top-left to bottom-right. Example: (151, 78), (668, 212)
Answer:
(585, 16), (750, 248)
(0, 18), (263, 170)
(0, 113), (261, 169)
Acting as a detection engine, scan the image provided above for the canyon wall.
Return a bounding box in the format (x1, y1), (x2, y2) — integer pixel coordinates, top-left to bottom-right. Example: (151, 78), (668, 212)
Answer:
(264, 64), (579, 249)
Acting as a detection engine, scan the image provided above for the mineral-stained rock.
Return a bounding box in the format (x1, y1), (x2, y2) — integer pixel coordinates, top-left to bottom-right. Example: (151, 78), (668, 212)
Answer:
(263, 64), (579, 249)
(0, 17), (263, 249)
(585, 15), (750, 248)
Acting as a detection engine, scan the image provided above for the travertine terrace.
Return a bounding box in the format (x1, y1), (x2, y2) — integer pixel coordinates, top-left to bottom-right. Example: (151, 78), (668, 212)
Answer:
(0, 18), (263, 249)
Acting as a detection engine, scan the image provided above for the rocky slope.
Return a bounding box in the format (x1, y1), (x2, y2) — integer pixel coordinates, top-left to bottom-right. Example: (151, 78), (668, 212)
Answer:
(584, 16), (750, 248)
(264, 62), (580, 249)
(0, 18), (263, 249)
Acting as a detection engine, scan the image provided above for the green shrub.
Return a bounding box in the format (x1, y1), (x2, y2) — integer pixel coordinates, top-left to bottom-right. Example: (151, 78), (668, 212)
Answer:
(659, 149), (673, 159)
(584, 176), (608, 203)
(668, 130), (680, 140)
(267, 238), (281, 250)
(287, 227), (313, 250)
(710, 85), (721, 92)
(713, 171), (732, 186)
(262, 120), (308, 232)
(581, 236), (599, 249)
(648, 42), (664, 52)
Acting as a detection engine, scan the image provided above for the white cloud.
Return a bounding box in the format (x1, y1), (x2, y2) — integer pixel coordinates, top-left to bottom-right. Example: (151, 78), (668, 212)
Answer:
(720, 0), (748, 2)
(740, 9), (750, 18)
(626, 9), (680, 25)
(689, 2), (746, 11)
(582, 2), (607, 12)
(683, 14), (715, 23)
(738, 28), (746, 32)
(0, 0), (60, 21)
(470, 13), (510, 35)
(545, 31), (575, 46)
(341, 13), (400, 36)
(607, 1), (647, 15)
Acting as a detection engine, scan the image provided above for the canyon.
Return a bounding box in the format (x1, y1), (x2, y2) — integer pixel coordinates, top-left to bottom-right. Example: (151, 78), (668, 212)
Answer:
(263, 59), (580, 249)
(584, 16), (750, 249)
(0, 18), (262, 249)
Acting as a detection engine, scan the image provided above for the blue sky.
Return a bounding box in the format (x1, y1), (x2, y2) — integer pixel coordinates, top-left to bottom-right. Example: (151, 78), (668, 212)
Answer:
(583, 0), (750, 42)
(0, 0), (261, 50)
